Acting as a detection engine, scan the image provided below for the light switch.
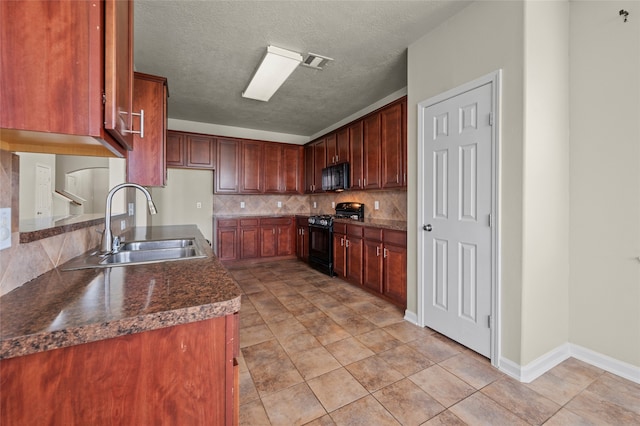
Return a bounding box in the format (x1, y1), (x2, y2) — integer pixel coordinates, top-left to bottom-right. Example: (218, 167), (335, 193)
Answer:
(196, 202), (202, 209)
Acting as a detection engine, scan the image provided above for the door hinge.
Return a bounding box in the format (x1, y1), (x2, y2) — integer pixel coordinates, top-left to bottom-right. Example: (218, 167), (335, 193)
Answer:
(488, 214), (492, 228)
(489, 112), (494, 126)
(102, 92), (106, 105)
(487, 315), (492, 328)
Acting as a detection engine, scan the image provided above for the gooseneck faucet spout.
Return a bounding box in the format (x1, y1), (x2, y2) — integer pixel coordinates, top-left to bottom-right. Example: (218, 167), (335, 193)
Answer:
(101, 183), (158, 254)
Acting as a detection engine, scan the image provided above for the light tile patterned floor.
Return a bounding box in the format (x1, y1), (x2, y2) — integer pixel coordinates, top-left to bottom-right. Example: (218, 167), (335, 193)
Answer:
(225, 259), (640, 425)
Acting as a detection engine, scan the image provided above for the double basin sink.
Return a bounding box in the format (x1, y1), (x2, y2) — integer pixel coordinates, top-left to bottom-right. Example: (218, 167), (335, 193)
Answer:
(61, 237), (207, 270)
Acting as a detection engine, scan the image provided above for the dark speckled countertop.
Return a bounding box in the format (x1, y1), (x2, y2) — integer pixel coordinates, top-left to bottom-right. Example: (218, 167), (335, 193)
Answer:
(0, 225), (242, 360)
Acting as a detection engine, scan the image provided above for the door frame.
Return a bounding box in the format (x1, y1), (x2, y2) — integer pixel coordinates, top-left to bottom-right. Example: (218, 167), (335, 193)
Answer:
(416, 70), (502, 366)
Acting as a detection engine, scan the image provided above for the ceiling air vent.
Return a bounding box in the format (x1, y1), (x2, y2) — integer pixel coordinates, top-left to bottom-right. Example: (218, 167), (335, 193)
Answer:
(301, 53), (333, 70)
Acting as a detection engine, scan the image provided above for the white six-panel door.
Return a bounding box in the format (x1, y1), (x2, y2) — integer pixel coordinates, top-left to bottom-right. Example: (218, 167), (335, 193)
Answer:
(420, 82), (493, 357)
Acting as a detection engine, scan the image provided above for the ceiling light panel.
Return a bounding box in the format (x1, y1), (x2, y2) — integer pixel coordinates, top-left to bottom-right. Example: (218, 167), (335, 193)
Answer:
(242, 45), (302, 102)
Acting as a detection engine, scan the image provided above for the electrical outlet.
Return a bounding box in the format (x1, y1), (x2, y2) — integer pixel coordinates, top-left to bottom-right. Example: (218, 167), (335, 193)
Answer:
(120, 219), (126, 231)
(240, 201), (245, 209)
(196, 202), (202, 209)
(331, 202), (335, 208)
(374, 201), (380, 210)
(128, 203), (134, 216)
(313, 201), (317, 209)
(277, 201), (282, 208)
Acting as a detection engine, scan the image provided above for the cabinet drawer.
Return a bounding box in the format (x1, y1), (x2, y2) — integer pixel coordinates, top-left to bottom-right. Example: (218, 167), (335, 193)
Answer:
(260, 217), (292, 226)
(383, 229), (407, 246)
(333, 223), (347, 234)
(240, 218), (259, 227)
(347, 224), (364, 238)
(218, 219), (238, 228)
(364, 227), (383, 242)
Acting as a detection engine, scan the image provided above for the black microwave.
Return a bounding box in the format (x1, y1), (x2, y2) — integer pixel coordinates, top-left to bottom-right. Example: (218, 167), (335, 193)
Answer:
(321, 163), (350, 192)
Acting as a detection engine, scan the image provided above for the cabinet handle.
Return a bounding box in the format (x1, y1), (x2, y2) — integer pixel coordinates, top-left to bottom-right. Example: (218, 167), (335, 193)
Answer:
(272, 229), (275, 235)
(278, 228), (281, 234)
(363, 178), (366, 187)
(346, 239), (350, 248)
(121, 109), (145, 138)
(383, 248), (388, 258)
(404, 173), (406, 184)
(396, 173), (399, 184)
(376, 246), (380, 257)
(358, 178), (361, 187)
(340, 237), (344, 247)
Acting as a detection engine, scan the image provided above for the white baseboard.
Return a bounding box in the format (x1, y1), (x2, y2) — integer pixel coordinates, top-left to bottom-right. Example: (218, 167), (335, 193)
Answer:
(403, 310), (418, 325)
(500, 343), (640, 384)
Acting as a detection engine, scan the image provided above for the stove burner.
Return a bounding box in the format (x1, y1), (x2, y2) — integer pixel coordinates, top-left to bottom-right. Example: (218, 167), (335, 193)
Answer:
(308, 215), (333, 227)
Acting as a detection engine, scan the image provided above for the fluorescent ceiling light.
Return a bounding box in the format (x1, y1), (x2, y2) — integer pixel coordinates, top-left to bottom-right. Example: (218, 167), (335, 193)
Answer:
(242, 45), (303, 102)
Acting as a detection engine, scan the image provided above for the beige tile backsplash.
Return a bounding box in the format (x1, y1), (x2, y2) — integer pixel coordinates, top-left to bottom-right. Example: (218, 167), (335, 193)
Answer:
(213, 190), (407, 221)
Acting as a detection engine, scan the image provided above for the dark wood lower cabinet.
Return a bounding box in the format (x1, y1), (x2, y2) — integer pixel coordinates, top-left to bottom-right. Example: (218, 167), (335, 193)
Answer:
(296, 217), (309, 261)
(0, 314), (239, 426)
(217, 217), (295, 261)
(335, 225), (407, 308)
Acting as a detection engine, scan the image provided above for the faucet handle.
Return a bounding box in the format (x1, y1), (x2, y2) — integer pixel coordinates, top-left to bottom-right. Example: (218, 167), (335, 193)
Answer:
(112, 236), (121, 253)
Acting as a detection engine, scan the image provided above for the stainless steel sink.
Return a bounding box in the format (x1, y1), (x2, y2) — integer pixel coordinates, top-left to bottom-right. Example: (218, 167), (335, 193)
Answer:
(119, 238), (196, 251)
(61, 238), (207, 270)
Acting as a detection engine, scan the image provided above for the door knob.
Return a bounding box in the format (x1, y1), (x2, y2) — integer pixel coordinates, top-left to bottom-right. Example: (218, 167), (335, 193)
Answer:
(423, 224), (432, 232)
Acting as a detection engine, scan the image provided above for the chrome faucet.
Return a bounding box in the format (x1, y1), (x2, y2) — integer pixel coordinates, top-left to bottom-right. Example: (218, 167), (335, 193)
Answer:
(101, 183), (157, 254)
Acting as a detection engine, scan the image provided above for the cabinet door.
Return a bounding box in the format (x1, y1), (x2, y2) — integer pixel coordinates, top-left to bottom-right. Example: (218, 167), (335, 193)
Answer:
(383, 243), (407, 307)
(304, 145), (315, 193)
(276, 224), (294, 256)
(333, 233), (346, 278)
(260, 226), (277, 257)
(239, 226), (260, 259)
(326, 133), (337, 165)
(363, 114), (381, 189)
(313, 139), (326, 192)
(166, 131), (186, 167)
(127, 73), (167, 186)
(282, 145), (303, 193)
(187, 135), (215, 169)
(296, 226), (309, 261)
(217, 227), (238, 261)
(363, 240), (383, 293)
(263, 143), (281, 193)
(216, 139), (240, 193)
(0, 1), (104, 141)
(104, 0), (134, 150)
(336, 127), (350, 164)
(241, 141), (264, 193)
(349, 121), (364, 189)
(380, 102), (404, 188)
(346, 237), (363, 285)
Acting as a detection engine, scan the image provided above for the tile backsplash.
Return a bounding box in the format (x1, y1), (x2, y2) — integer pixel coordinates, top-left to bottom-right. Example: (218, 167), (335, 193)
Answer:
(213, 189), (407, 221)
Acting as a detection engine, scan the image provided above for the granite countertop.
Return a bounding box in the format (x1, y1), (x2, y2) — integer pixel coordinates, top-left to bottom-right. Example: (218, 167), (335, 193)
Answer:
(0, 225), (242, 360)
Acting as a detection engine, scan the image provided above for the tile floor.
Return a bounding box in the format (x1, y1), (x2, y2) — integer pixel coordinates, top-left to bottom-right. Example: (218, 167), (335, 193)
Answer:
(225, 259), (640, 425)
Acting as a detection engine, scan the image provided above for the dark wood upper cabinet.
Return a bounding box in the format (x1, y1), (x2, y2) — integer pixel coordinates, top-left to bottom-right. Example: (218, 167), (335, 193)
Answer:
(186, 134), (215, 169)
(380, 100), (405, 188)
(363, 113), (382, 189)
(104, 0), (134, 150)
(304, 138), (326, 193)
(281, 144), (303, 193)
(240, 140), (264, 193)
(349, 120), (364, 189)
(263, 143), (282, 193)
(215, 138), (240, 193)
(166, 132), (186, 167)
(0, 0), (134, 157)
(127, 72), (168, 187)
(335, 128), (350, 164)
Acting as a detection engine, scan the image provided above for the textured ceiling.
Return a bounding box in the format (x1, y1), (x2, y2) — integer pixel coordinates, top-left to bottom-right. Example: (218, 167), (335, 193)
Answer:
(134, 1), (471, 137)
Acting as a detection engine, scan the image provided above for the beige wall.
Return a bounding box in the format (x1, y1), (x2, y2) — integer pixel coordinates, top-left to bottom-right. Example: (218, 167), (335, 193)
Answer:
(408, 0), (526, 364)
(520, 0), (570, 365)
(569, 0), (640, 367)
